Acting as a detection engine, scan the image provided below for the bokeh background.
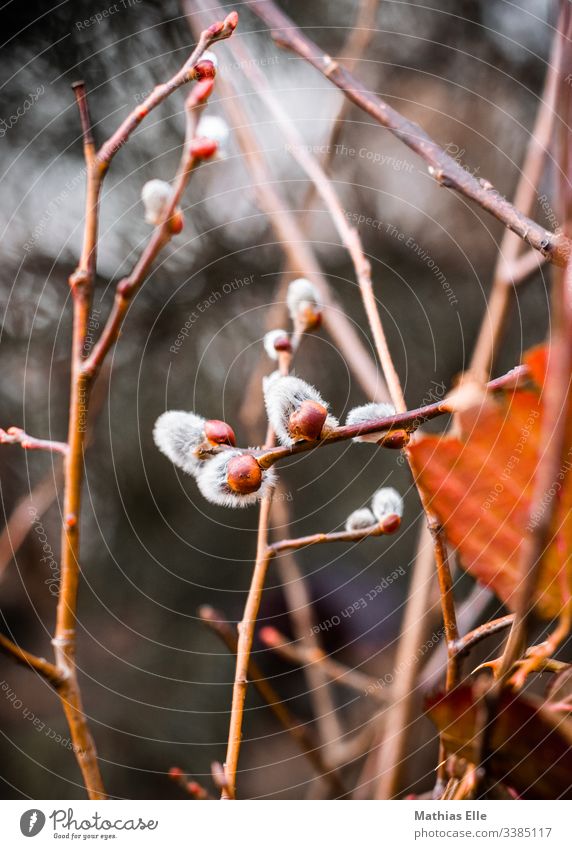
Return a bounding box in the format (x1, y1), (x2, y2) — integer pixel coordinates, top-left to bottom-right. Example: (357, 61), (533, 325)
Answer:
(0, 0), (559, 799)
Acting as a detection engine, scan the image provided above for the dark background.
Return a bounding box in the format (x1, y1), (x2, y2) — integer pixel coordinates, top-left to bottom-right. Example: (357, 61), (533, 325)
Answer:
(0, 0), (558, 799)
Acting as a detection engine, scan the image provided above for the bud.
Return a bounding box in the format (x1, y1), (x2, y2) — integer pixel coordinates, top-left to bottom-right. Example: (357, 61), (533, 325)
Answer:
(379, 513), (401, 534)
(191, 78), (215, 105)
(263, 329), (291, 361)
(168, 209), (185, 235)
(226, 454), (262, 494)
(286, 277), (322, 330)
(197, 114), (230, 149)
(288, 399), (328, 442)
(224, 11), (239, 32)
(345, 402), (397, 443)
(197, 449), (276, 508)
(204, 419), (236, 446)
(142, 179), (180, 227)
(153, 410), (206, 476)
(371, 487), (404, 522)
(378, 429), (409, 449)
(263, 374), (338, 446)
(345, 507), (376, 532)
(190, 137), (218, 160)
(193, 59), (216, 81)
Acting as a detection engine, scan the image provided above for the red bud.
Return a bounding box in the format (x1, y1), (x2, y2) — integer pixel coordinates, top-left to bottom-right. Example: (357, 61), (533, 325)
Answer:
(206, 20), (225, 38)
(169, 767), (184, 780)
(298, 303), (322, 331)
(190, 78), (215, 107)
(168, 210), (184, 235)
(288, 400), (328, 442)
(378, 429), (409, 449)
(224, 11), (239, 32)
(226, 455), (262, 494)
(190, 137), (218, 160)
(273, 334), (292, 353)
(193, 59), (216, 81)
(380, 513), (401, 534)
(204, 419), (236, 446)
(259, 626), (280, 647)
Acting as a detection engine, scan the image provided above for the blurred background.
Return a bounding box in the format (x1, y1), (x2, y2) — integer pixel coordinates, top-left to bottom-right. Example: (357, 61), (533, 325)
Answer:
(0, 0), (558, 799)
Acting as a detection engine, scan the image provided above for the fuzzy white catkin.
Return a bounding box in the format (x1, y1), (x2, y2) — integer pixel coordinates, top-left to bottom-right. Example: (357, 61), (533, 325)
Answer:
(263, 329), (289, 361)
(153, 411), (206, 476)
(371, 487), (404, 520)
(345, 402), (397, 443)
(141, 179), (173, 226)
(345, 507), (376, 532)
(196, 449), (277, 508)
(286, 278), (321, 321)
(263, 374), (338, 446)
(197, 114), (229, 147)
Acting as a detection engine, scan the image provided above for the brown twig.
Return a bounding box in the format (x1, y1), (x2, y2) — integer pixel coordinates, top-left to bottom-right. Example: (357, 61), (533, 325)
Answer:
(0, 428), (68, 456)
(259, 626), (386, 703)
(96, 14), (237, 168)
(246, 0), (570, 267)
(451, 615), (515, 660)
(82, 85), (216, 381)
(199, 364), (527, 470)
(54, 80), (106, 800)
(222, 503), (398, 796)
(3, 17), (237, 801)
(199, 606), (346, 795)
(469, 20), (562, 381)
(270, 493), (343, 758)
(0, 634), (64, 687)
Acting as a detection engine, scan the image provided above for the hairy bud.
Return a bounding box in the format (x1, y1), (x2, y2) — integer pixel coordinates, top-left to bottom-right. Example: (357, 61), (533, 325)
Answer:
(345, 507), (376, 532)
(142, 179), (180, 227)
(197, 449), (276, 508)
(286, 277), (322, 330)
(204, 419), (236, 446)
(371, 487), (404, 522)
(197, 114), (230, 149)
(153, 410), (206, 476)
(263, 374), (338, 446)
(263, 329), (291, 361)
(345, 402), (397, 443)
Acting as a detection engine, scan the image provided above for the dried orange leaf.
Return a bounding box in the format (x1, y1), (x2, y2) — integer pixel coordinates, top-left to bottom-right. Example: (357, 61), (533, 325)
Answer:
(427, 685), (572, 799)
(408, 346), (570, 619)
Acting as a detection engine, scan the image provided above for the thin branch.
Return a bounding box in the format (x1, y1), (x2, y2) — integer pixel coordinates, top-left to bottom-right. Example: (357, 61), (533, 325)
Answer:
(259, 626), (386, 703)
(55, 78), (106, 799)
(0, 427), (68, 456)
(222, 500), (398, 797)
(469, 20), (562, 381)
(96, 12), (238, 168)
(451, 614), (515, 659)
(270, 493), (343, 758)
(199, 606), (346, 795)
(198, 364), (527, 470)
(82, 83), (215, 381)
(246, 0), (570, 267)
(0, 634), (64, 688)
